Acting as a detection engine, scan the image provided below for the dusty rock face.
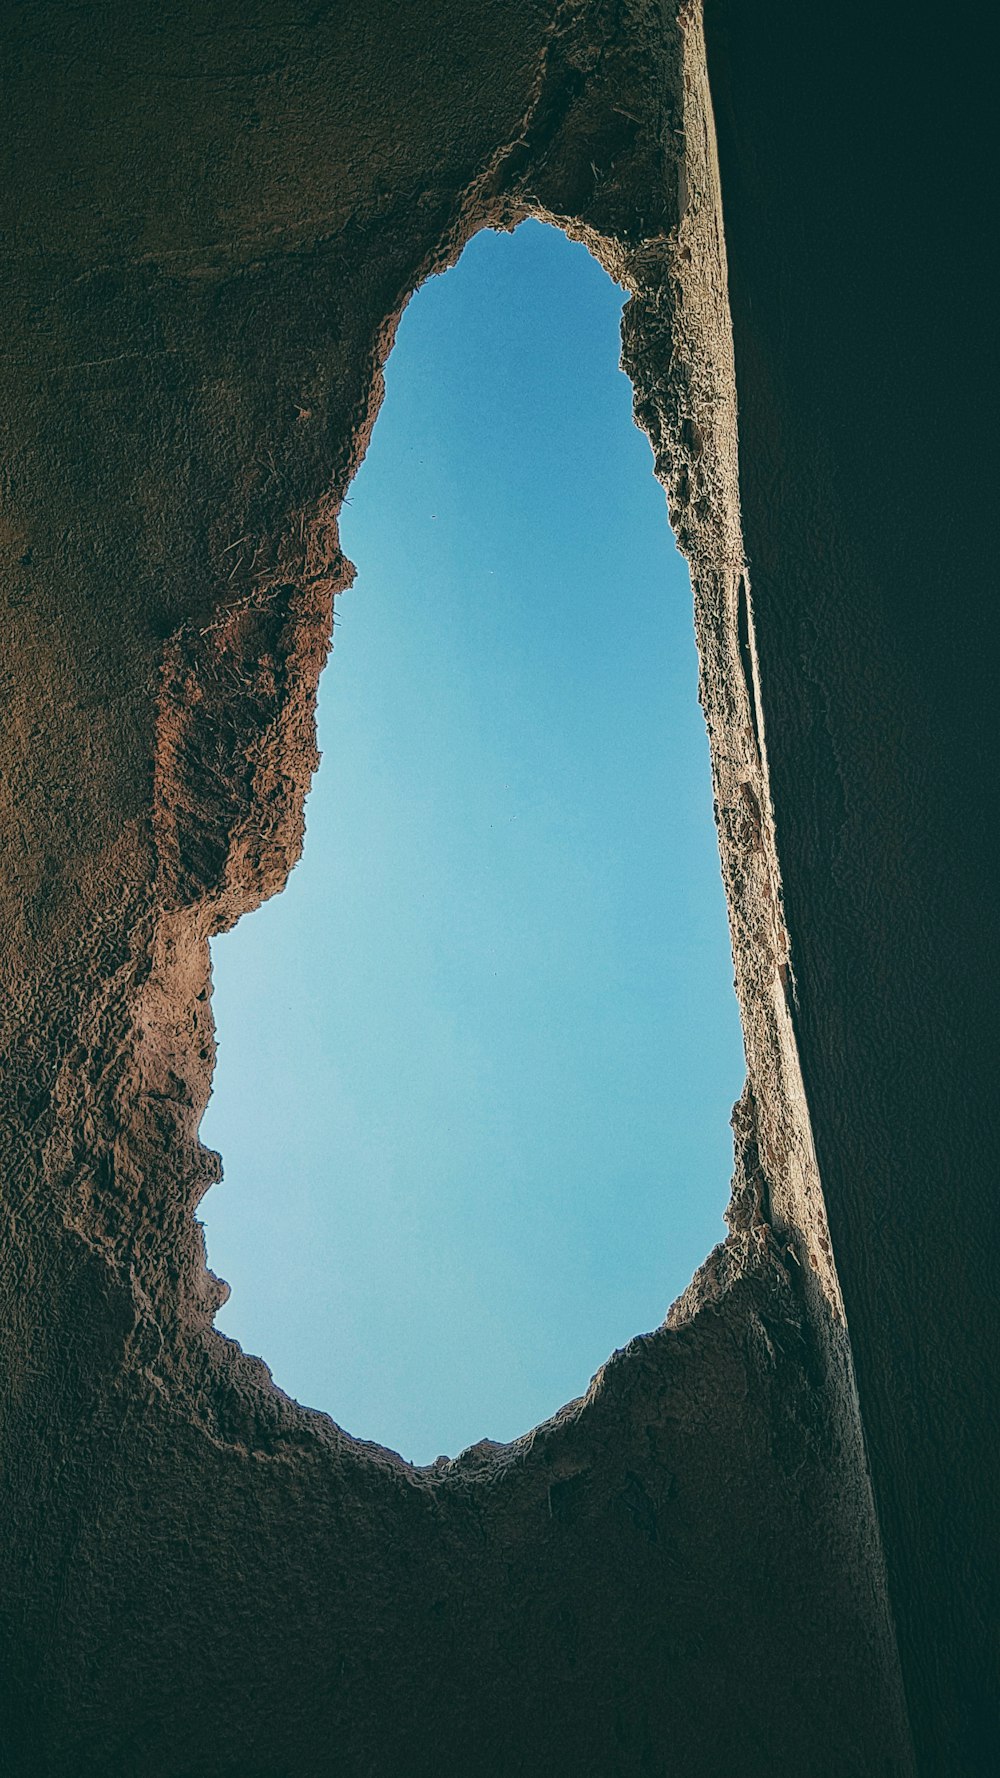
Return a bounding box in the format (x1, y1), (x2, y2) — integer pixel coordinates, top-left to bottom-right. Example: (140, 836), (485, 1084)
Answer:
(1, 2), (993, 1774)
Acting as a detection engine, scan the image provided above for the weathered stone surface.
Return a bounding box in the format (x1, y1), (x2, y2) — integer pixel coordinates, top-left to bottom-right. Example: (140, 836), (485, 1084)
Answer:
(0, 3), (993, 1774)
(703, 5), (1000, 1769)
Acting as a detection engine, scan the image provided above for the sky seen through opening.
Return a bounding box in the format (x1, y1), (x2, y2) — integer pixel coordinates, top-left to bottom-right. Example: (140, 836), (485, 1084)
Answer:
(199, 220), (746, 1466)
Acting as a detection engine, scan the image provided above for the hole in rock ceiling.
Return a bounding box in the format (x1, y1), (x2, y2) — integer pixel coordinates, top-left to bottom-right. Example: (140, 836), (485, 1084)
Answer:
(199, 219), (746, 1466)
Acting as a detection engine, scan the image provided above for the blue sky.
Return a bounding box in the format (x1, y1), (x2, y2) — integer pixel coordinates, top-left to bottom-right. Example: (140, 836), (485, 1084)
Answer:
(199, 220), (745, 1466)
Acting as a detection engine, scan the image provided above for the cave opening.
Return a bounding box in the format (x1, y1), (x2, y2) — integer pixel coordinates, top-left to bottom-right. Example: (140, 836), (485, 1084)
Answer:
(199, 219), (745, 1466)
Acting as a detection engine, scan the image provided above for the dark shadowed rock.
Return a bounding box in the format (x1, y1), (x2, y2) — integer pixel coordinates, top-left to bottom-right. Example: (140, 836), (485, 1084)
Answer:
(0, 3), (994, 1773)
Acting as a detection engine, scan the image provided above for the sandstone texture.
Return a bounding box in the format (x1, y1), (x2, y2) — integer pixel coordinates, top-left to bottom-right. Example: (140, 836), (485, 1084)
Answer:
(0, 3), (995, 1775)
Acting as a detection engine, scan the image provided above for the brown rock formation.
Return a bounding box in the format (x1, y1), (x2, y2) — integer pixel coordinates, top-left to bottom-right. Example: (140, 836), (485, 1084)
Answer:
(1, 3), (994, 1774)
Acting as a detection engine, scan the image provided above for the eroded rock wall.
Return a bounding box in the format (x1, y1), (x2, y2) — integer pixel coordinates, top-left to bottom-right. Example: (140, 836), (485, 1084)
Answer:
(703, 4), (1000, 1769)
(3, 2), (991, 1773)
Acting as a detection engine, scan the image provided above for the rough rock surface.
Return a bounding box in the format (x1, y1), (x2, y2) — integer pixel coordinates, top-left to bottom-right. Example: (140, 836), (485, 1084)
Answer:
(703, 4), (1000, 1769)
(0, 3), (994, 1774)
